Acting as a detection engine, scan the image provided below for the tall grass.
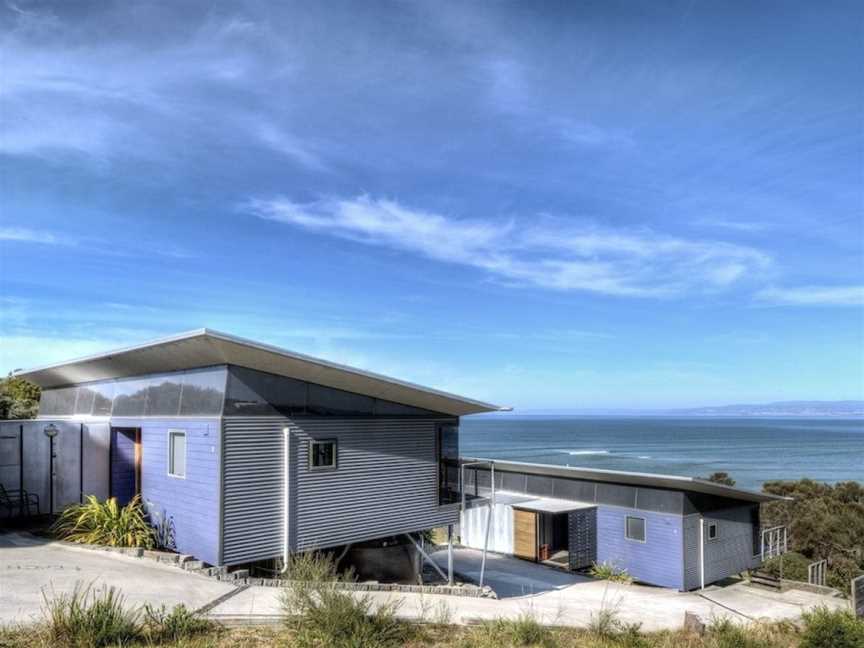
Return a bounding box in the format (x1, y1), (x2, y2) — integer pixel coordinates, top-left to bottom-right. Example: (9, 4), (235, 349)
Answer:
(52, 495), (156, 549)
(42, 583), (140, 648)
(36, 582), (211, 648)
(280, 550), (411, 648)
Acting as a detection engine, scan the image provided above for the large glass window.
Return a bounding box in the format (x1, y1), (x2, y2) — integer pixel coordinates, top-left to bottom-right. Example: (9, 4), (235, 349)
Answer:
(438, 424), (460, 504)
(92, 382), (115, 416)
(307, 384), (373, 416)
(168, 430), (186, 478)
(74, 387), (95, 415)
(112, 378), (150, 416)
(224, 365), (306, 415)
(179, 368), (226, 415)
(146, 376), (182, 416)
(38, 387), (77, 416)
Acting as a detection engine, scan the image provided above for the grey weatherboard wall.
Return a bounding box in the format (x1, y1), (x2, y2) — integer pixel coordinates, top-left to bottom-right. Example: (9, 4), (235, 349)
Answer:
(220, 416), (460, 565)
(597, 506), (684, 590)
(115, 417), (222, 566)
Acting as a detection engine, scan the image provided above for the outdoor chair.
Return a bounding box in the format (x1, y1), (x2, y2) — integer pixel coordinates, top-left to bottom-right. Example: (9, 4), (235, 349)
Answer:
(0, 483), (40, 518)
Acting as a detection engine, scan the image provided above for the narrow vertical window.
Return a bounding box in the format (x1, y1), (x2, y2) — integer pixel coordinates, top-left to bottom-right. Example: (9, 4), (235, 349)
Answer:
(309, 439), (337, 469)
(438, 424), (459, 505)
(708, 523), (719, 541)
(168, 430), (186, 478)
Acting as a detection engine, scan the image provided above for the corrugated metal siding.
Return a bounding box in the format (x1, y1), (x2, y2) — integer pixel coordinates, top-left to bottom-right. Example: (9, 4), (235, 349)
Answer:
(292, 418), (459, 550)
(682, 514), (701, 590)
(222, 417), (289, 565)
(702, 505), (762, 583)
(596, 506), (684, 590)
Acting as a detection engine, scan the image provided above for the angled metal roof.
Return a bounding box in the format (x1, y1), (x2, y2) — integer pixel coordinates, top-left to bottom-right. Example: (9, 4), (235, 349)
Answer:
(461, 457), (790, 503)
(14, 329), (508, 417)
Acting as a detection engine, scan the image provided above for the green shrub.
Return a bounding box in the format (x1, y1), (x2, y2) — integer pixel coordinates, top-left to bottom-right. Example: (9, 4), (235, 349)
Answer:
(589, 561), (633, 584)
(800, 606), (864, 648)
(52, 495), (156, 549)
(280, 550), (411, 648)
(760, 551), (810, 582)
(42, 583), (140, 648)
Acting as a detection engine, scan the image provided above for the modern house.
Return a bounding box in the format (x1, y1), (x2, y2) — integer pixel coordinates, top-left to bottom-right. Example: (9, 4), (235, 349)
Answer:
(1, 329), (786, 591)
(456, 459), (788, 591)
(3, 329), (504, 569)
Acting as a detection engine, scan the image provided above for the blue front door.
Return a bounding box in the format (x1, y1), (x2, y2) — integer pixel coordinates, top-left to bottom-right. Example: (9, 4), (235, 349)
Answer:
(110, 428), (139, 505)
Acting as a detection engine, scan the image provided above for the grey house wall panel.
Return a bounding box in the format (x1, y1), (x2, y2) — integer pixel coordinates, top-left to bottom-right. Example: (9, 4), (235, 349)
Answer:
(702, 504), (761, 584)
(292, 418), (459, 550)
(221, 417), (289, 565)
(221, 416), (459, 563)
(682, 514), (701, 590)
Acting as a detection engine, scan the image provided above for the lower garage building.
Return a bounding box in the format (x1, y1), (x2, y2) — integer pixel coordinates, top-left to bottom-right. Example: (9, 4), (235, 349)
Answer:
(456, 459), (789, 591)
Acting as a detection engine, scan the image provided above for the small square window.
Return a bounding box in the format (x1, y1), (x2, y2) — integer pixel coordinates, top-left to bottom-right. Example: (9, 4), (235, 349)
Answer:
(625, 516), (646, 542)
(309, 439), (337, 469)
(168, 430), (186, 478)
(708, 523), (719, 541)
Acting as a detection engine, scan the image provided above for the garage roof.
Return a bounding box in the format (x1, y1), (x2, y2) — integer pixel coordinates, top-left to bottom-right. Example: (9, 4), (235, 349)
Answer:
(461, 457), (790, 503)
(14, 329), (508, 417)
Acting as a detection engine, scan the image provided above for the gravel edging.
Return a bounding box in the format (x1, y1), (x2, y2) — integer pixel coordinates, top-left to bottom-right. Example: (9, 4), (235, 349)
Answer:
(50, 538), (497, 599)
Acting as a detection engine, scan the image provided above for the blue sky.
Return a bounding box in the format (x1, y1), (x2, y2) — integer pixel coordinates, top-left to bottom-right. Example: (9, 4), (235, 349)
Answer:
(1, 0), (862, 409)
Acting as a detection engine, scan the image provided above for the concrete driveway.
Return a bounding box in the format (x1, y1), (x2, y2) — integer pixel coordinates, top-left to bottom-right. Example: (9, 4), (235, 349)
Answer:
(0, 532), (235, 626)
(0, 535), (848, 631)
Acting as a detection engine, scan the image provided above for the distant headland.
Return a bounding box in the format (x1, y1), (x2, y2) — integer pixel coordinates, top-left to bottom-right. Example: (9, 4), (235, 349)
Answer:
(485, 401), (864, 417)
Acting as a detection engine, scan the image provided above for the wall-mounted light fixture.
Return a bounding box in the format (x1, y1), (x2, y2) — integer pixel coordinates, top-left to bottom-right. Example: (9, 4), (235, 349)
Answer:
(43, 423), (60, 516)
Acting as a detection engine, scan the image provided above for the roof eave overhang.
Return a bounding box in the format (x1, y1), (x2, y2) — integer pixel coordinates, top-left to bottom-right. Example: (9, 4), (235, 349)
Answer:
(14, 329), (508, 417)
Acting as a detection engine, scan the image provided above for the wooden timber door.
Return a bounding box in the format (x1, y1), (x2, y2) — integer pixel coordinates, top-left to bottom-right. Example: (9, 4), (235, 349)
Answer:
(513, 509), (538, 561)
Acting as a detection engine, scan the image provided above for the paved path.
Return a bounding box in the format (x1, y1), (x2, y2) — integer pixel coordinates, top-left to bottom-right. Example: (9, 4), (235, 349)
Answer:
(0, 532), (235, 626)
(0, 536), (847, 631)
(209, 548), (847, 631)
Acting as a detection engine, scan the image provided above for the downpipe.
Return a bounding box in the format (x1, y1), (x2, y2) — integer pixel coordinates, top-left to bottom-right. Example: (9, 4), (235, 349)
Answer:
(280, 426), (291, 574)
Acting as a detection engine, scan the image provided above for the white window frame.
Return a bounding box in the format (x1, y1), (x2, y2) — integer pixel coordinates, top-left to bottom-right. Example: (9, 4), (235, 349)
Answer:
(167, 429), (187, 479)
(625, 515), (647, 543)
(708, 522), (719, 541)
(309, 439), (337, 471)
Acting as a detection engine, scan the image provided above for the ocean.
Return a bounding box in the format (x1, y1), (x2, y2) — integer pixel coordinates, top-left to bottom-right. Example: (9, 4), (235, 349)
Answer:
(459, 416), (864, 491)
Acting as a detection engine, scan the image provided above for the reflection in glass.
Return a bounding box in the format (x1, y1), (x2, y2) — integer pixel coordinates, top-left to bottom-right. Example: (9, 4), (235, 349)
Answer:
(112, 378), (150, 416)
(92, 382), (115, 416)
(39, 387), (77, 416)
(307, 384), (374, 416)
(146, 376), (182, 416)
(74, 387), (95, 415)
(179, 368), (226, 415)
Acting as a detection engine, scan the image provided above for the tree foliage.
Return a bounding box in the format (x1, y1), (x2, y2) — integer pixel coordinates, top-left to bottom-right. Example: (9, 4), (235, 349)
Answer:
(700, 471), (736, 486)
(761, 478), (864, 591)
(0, 373), (40, 419)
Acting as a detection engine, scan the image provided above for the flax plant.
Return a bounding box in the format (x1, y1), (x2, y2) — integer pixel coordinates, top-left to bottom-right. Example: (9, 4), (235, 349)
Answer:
(52, 495), (156, 549)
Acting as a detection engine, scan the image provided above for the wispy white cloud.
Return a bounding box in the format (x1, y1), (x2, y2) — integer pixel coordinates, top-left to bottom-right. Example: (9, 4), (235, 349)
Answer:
(757, 285), (864, 306)
(0, 227), (74, 245)
(0, 6), (322, 169)
(693, 218), (771, 233)
(244, 195), (771, 298)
